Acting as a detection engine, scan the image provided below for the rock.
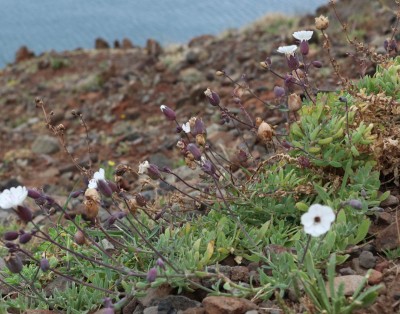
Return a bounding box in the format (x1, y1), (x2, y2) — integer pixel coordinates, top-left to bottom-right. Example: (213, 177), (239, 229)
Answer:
(146, 39), (163, 57)
(375, 260), (390, 272)
(359, 251), (377, 269)
(143, 306), (158, 314)
(328, 275), (365, 296)
(339, 267), (355, 275)
(230, 266), (250, 282)
(179, 68), (203, 86)
(202, 296), (258, 314)
(139, 284), (173, 307)
(368, 269), (383, 285)
(0, 178), (23, 190)
(186, 50), (200, 64)
(182, 308), (206, 314)
(380, 194), (399, 207)
(149, 295), (201, 313)
(95, 38), (110, 49)
(31, 135), (60, 155)
(122, 38), (135, 49)
(375, 217), (400, 251)
(377, 212), (392, 225)
(15, 45), (35, 63)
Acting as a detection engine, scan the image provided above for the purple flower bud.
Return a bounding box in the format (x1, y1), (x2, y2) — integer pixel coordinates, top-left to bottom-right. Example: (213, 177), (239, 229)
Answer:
(147, 164), (161, 180)
(300, 40), (309, 55)
(40, 258), (50, 272)
(5, 242), (18, 249)
(389, 39), (398, 52)
(5, 254), (23, 274)
(4, 231), (19, 241)
(146, 267), (157, 283)
(44, 196), (55, 205)
(97, 179), (113, 198)
(19, 232), (32, 244)
(16, 206), (33, 223)
(187, 143), (202, 161)
(107, 215), (117, 226)
(287, 55), (299, 70)
(265, 57), (272, 66)
(201, 159), (216, 176)
(346, 199), (363, 210)
(70, 190), (84, 198)
(193, 118), (206, 136)
(384, 39), (389, 51)
(27, 189), (42, 199)
(284, 75), (296, 91)
(160, 105), (176, 121)
(135, 193), (147, 207)
(281, 140), (292, 149)
(273, 86), (286, 98)
(311, 60), (322, 68)
(204, 88), (220, 106)
(108, 181), (118, 193)
(156, 258), (166, 270)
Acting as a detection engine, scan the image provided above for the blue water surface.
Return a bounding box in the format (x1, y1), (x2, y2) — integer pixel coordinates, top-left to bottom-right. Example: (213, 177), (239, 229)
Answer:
(0, 0), (328, 67)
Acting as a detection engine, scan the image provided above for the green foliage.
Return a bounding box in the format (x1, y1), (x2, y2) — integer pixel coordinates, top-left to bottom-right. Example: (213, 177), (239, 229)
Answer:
(299, 253), (381, 314)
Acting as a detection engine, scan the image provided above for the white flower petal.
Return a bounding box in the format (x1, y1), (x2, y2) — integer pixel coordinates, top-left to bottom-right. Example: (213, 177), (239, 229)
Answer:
(0, 186), (28, 209)
(88, 168), (106, 189)
(293, 30), (314, 41)
(182, 122), (191, 134)
(277, 45), (298, 56)
(138, 160), (150, 174)
(301, 204), (335, 237)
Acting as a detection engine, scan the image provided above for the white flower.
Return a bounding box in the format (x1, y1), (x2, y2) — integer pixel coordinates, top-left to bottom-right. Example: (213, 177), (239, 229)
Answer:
(138, 160), (150, 174)
(160, 105), (166, 112)
(0, 186), (28, 209)
(277, 45), (297, 56)
(88, 168), (105, 189)
(301, 204), (335, 237)
(182, 122), (191, 133)
(293, 30), (314, 42)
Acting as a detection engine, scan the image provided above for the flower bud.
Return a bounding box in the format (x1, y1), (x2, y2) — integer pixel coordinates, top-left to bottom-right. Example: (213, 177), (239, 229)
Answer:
(312, 61), (322, 68)
(193, 118), (206, 136)
(5, 242), (18, 249)
(315, 15), (329, 30)
(273, 86), (285, 98)
(260, 61), (269, 69)
(287, 55), (299, 70)
(27, 189), (42, 199)
(107, 181), (118, 193)
(284, 75), (296, 91)
(4, 231), (19, 241)
(74, 230), (86, 245)
(146, 267), (157, 283)
(97, 179), (113, 198)
(5, 254), (23, 274)
(16, 206), (33, 223)
(70, 190), (84, 198)
(215, 70), (225, 76)
(201, 158), (216, 176)
(19, 232), (32, 244)
(147, 164), (161, 180)
(204, 88), (220, 106)
(135, 193), (147, 207)
(300, 40), (309, 55)
(346, 199), (363, 210)
(160, 105), (176, 121)
(288, 93), (302, 112)
(40, 258), (50, 272)
(187, 143), (202, 161)
(156, 258), (166, 270)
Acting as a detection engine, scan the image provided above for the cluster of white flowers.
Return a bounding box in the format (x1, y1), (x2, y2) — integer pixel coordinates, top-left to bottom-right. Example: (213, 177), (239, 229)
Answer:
(277, 30), (314, 56)
(0, 186), (28, 209)
(301, 204), (335, 237)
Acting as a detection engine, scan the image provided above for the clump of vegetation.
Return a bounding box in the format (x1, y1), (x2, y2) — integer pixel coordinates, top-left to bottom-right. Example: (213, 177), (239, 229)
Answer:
(0, 1), (399, 313)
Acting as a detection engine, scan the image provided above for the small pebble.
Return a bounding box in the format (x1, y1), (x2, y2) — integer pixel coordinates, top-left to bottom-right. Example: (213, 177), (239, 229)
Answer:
(367, 269), (383, 285)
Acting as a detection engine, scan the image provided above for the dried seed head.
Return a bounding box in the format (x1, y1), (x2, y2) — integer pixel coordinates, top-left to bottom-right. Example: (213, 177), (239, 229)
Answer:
(215, 70), (225, 76)
(315, 15), (329, 30)
(5, 254), (23, 274)
(135, 193), (147, 207)
(257, 121), (274, 142)
(298, 156), (311, 168)
(288, 93), (302, 112)
(196, 134), (206, 147)
(74, 230), (86, 245)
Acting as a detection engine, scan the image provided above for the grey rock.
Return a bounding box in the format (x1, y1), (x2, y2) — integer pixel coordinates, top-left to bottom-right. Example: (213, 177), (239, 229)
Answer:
(31, 135), (60, 154)
(339, 267), (355, 275)
(327, 275), (365, 296)
(359, 251), (376, 269)
(380, 194), (399, 207)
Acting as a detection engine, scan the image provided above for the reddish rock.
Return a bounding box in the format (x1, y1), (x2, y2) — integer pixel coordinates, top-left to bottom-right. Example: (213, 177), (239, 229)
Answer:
(375, 260), (390, 273)
(202, 296), (258, 314)
(15, 45), (35, 63)
(122, 38), (134, 49)
(327, 275), (365, 296)
(368, 269), (383, 285)
(230, 266), (250, 282)
(95, 37), (110, 49)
